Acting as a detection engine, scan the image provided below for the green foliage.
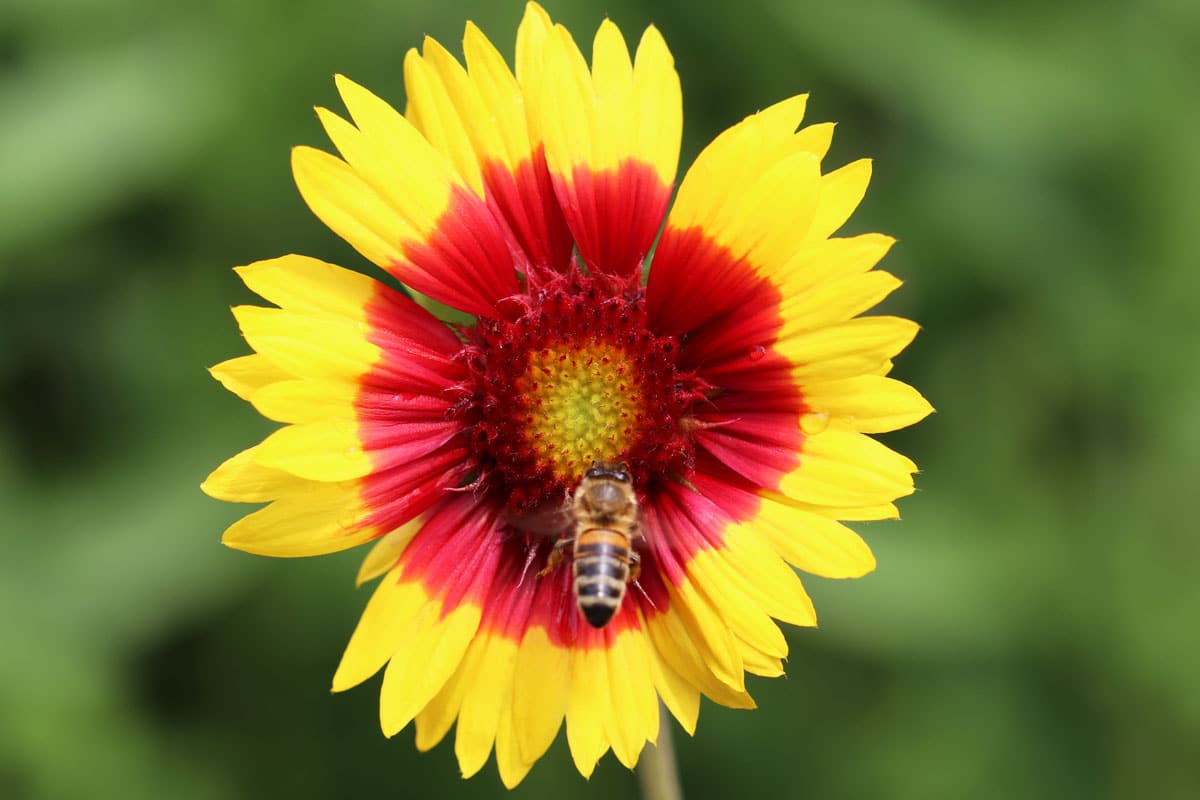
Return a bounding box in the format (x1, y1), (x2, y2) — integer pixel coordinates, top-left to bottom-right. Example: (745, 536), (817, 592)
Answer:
(2, 0), (1197, 797)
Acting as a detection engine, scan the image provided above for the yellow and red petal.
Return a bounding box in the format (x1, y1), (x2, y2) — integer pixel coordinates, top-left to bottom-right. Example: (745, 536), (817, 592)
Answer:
(334, 496), (504, 692)
(643, 480), (820, 664)
(403, 16), (574, 275)
(422, 537), (541, 778)
(294, 78), (523, 317)
(208, 255), (474, 554)
(528, 17), (681, 277)
(646, 95), (822, 337)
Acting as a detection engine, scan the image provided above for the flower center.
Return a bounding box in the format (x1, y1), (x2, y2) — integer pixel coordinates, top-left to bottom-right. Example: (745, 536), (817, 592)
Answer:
(517, 342), (643, 479)
(456, 273), (702, 513)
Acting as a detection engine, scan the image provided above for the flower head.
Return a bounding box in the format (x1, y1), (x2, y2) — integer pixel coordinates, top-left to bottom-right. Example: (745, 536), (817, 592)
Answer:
(203, 2), (931, 787)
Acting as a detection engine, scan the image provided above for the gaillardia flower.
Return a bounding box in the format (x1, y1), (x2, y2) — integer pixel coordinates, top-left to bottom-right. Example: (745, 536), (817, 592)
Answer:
(203, 2), (931, 787)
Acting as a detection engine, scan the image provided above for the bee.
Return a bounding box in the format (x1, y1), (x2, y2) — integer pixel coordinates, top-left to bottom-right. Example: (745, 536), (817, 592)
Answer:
(539, 463), (641, 629)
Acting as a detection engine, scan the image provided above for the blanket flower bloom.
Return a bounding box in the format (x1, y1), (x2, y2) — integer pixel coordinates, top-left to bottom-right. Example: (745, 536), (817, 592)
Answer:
(203, 2), (931, 787)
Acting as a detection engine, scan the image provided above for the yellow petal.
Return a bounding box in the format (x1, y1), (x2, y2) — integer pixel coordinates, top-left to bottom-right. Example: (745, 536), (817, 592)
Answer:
(781, 316), (919, 381)
(533, 25), (597, 171)
(201, 445), (310, 503)
(290, 145), (410, 269)
(663, 577), (745, 692)
(379, 600), (480, 737)
(710, 525), (818, 627)
(662, 96), (817, 267)
(515, 1), (554, 90)
(565, 646), (611, 778)
(683, 550), (789, 660)
(356, 519), (423, 586)
(494, 703), (536, 789)
(511, 626), (568, 765)
(333, 573), (428, 691)
(315, 104), (446, 236)
(404, 41), (486, 196)
(780, 270), (903, 333)
(462, 21), (532, 167)
(232, 305), (380, 381)
(234, 254), (375, 318)
(455, 634), (519, 778)
(793, 121), (835, 161)
(780, 429), (918, 509)
(209, 354), (292, 402)
(807, 158), (872, 242)
(248, 379), (357, 425)
(738, 637), (785, 677)
(802, 375), (934, 434)
(590, 20), (635, 172)
(532, 18), (680, 185)
(332, 72), (473, 234)
(649, 649), (700, 735)
(604, 630), (659, 769)
(253, 419), (371, 482)
(631, 25), (683, 185)
(780, 232), (895, 292)
(642, 609), (755, 710)
(756, 493), (877, 578)
(220, 483), (372, 557)
(669, 149), (821, 279)
(805, 501), (901, 522)
(413, 662), (468, 753)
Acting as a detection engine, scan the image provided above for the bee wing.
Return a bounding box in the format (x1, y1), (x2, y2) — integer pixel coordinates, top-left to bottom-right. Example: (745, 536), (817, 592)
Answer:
(508, 501), (573, 538)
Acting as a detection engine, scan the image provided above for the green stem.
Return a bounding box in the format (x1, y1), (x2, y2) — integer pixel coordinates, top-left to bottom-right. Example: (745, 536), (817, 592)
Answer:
(637, 702), (684, 800)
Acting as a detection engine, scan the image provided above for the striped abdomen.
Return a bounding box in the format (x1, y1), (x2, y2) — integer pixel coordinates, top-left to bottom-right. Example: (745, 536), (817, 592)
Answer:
(573, 527), (633, 629)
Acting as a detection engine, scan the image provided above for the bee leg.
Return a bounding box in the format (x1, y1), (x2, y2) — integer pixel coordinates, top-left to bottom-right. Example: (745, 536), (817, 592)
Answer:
(538, 537), (571, 577)
(627, 549), (641, 583)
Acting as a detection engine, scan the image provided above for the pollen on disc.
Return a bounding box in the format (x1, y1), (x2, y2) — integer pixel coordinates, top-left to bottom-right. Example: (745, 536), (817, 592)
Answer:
(519, 343), (642, 480)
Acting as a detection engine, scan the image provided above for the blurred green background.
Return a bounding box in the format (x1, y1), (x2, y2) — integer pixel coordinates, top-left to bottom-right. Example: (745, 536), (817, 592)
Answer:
(3, 0), (1198, 797)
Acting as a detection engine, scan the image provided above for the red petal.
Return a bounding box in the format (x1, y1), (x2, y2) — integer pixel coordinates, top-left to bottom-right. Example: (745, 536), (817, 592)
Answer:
(481, 149), (574, 279)
(397, 185), (523, 316)
(553, 160), (672, 280)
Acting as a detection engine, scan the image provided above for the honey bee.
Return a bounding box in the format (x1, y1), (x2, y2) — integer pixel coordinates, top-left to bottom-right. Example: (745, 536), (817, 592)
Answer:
(539, 463), (641, 629)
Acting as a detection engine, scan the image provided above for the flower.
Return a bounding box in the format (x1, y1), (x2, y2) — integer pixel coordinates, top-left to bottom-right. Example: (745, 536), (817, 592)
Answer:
(202, 1), (932, 788)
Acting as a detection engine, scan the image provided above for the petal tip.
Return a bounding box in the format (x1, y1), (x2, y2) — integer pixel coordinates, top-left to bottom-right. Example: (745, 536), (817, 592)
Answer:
(219, 529), (251, 552)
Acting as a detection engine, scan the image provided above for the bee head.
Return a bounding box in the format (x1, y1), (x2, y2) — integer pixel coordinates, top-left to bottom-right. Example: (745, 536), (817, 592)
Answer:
(579, 462), (636, 516)
(584, 462), (630, 483)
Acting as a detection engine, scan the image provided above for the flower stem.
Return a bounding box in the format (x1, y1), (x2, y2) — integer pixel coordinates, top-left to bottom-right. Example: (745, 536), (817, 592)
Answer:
(637, 702), (684, 800)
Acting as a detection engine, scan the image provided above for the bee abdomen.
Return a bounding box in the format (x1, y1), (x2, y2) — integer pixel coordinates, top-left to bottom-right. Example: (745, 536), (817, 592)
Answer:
(573, 528), (631, 629)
